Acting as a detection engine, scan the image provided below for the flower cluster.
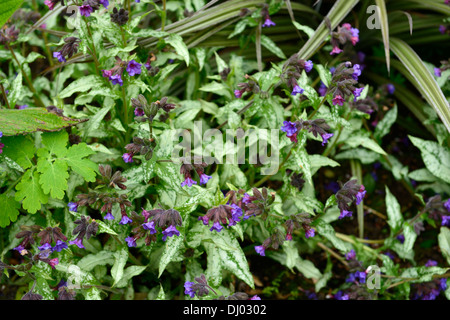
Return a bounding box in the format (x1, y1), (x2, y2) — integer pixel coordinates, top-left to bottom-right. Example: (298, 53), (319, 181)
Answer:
(53, 37), (80, 63)
(284, 212), (316, 241)
(234, 74), (260, 98)
(281, 54), (314, 96)
(110, 7), (129, 26)
(125, 208), (182, 246)
(132, 95), (175, 123)
(281, 118), (333, 146)
(69, 215), (99, 249)
(434, 58), (450, 78)
(412, 261), (448, 300)
(335, 179), (366, 219)
(327, 62), (364, 107)
(424, 195), (450, 227)
(123, 136), (156, 163)
(102, 56), (142, 86)
(328, 22), (359, 55)
(0, 25), (19, 45)
(75, 164), (132, 222)
(180, 160), (212, 187)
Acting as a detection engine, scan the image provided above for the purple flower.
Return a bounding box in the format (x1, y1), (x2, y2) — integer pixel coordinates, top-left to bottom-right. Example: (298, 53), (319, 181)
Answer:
(355, 186), (366, 205)
(291, 85), (304, 96)
(13, 245), (25, 253)
(442, 216), (450, 227)
(79, 5), (93, 17)
(318, 82), (327, 96)
(53, 51), (66, 62)
(209, 222), (223, 233)
(332, 95), (345, 106)
(396, 234), (405, 244)
(255, 245), (265, 256)
(444, 199), (450, 212)
(199, 173), (212, 185)
(69, 238), (85, 249)
(102, 69), (113, 78)
(330, 46), (343, 55)
(440, 278), (447, 291)
(120, 215), (132, 225)
(262, 17), (276, 28)
(44, 0), (56, 10)
(48, 258), (59, 269)
(234, 89), (243, 98)
(142, 220), (157, 234)
(110, 74), (123, 86)
(250, 295), (261, 300)
(334, 291), (349, 300)
(339, 210), (353, 219)
(230, 204), (243, 222)
(122, 152), (133, 163)
(181, 176), (197, 187)
(345, 249), (356, 260)
(425, 259), (438, 267)
(104, 212), (115, 220)
(439, 25), (447, 34)
(126, 60), (142, 77)
(384, 251), (395, 260)
(184, 281), (196, 298)
(321, 133), (333, 146)
(358, 271), (366, 283)
(125, 236), (137, 247)
(198, 215), (209, 226)
(38, 243), (52, 251)
(134, 107), (144, 117)
(434, 68), (441, 77)
(352, 64), (361, 80)
(353, 87), (364, 100)
(350, 28), (359, 45)
(281, 121), (297, 136)
(305, 228), (315, 238)
(68, 202), (78, 212)
(387, 84), (395, 95)
(52, 240), (68, 252)
(242, 193), (252, 204)
(99, 0), (109, 8)
(304, 60), (313, 73)
(16, 104), (28, 109)
(162, 225), (180, 241)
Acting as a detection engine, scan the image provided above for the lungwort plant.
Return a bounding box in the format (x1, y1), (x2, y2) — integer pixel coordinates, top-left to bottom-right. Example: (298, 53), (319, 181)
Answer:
(0, 0), (449, 301)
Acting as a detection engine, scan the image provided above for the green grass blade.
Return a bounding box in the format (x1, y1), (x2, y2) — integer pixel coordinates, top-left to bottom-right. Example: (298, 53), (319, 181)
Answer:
(375, 0), (390, 73)
(389, 37), (450, 133)
(297, 0), (360, 59)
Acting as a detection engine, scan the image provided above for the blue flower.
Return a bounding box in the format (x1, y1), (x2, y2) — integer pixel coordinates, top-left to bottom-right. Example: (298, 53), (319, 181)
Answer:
(352, 64), (361, 80)
(442, 215), (450, 227)
(142, 220), (157, 234)
(79, 4), (93, 17)
(262, 17), (276, 27)
(122, 152), (133, 163)
(353, 87), (364, 100)
(184, 281), (196, 298)
(339, 210), (353, 219)
(305, 228), (315, 238)
(53, 51), (66, 62)
(104, 212), (115, 220)
(281, 121), (297, 136)
(199, 173), (212, 185)
(38, 243), (52, 251)
(125, 236), (137, 247)
(355, 186), (366, 205)
(181, 176), (197, 187)
(52, 240), (68, 252)
(321, 133), (333, 146)
(126, 60), (142, 77)
(291, 85), (304, 96)
(69, 238), (85, 249)
(119, 215), (132, 225)
(162, 225), (180, 241)
(345, 249), (356, 260)
(255, 245), (265, 256)
(68, 202), (78, 212)
(440, 278), (448, 291)
(425, 259), (438, 267)
(110, 74), (123, 86)
(304, 60), (313, 72)
(444, 199), (450, 212)
(209, 221), (223, 233)
(387, 83), (395, 95)
(99, 0), (109, 8)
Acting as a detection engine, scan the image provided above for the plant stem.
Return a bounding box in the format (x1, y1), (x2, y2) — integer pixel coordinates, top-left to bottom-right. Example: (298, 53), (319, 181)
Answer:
(161, 0), (167, 31)
(0, 82), (10, 108)
(7, 46), (46, 108)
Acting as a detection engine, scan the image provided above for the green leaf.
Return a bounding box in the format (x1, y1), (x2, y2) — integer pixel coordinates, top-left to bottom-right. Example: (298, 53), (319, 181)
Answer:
(41, 131), (68, 157)
(409, 135), (450, 184)
(15, 170), (49, 214)
(344, 134), (387, 155)
(7, 72), (22, 107)
(292, 147), (312, 185)
(111, 246), (128, 287)
(390, 38), (450, 133)
(385, 186), (403, 234)
(58, 75), (104, 99)
(0, 193), (21, 227)
(115, 265), (147, 288)
(374, 104), (397, 140)
(0, 135), (35, 169)
(0, 0), (23, 28)
(37, 158), (69, 199)
(64, 143), (98, 182)
(292, 21), (315, 38)
(78, 251), (115, 272)
(0, 108), (87, 136)
(166, 34), (190, 66)
(260, 34), (286, 59)
(315, 219), (351, 252)
(438, 227), (450, 266)
(375, 0), (390, 73)
(159, 233), (184, 277)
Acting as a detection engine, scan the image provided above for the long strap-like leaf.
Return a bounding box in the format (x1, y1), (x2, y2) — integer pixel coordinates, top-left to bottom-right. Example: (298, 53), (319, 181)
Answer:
(390, 37), (450, 133)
